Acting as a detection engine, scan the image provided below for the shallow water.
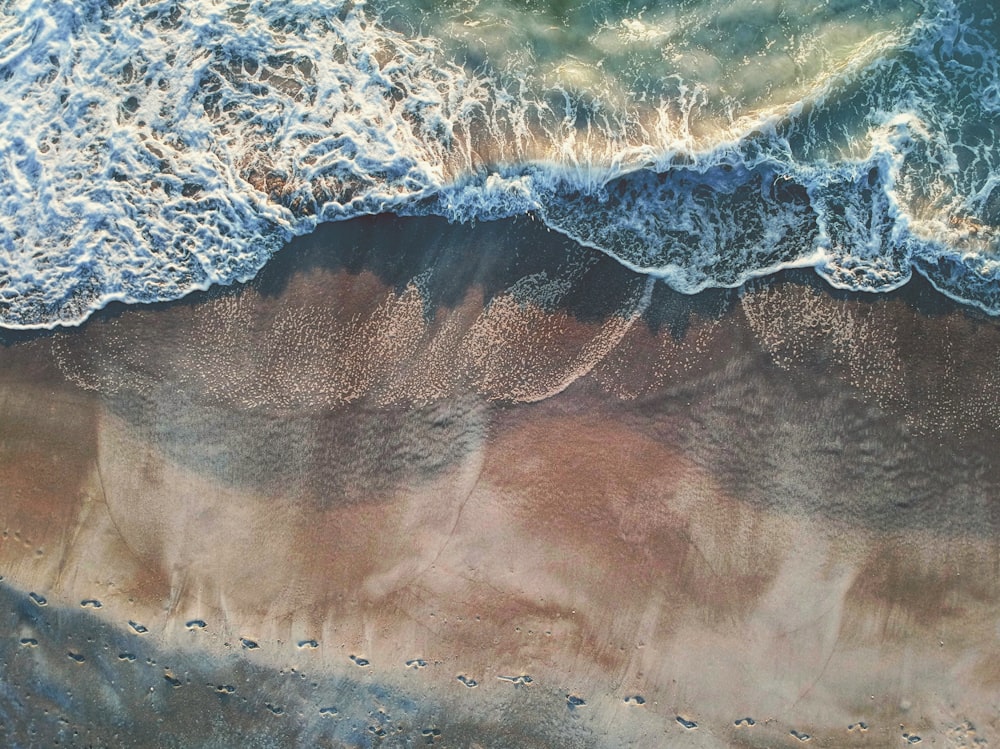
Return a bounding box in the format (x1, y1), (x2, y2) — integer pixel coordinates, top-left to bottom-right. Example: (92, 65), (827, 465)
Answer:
(1, 0), (999, 327)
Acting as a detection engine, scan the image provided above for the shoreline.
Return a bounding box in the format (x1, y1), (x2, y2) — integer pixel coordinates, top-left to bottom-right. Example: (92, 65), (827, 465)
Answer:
(1, 212), (990, 348)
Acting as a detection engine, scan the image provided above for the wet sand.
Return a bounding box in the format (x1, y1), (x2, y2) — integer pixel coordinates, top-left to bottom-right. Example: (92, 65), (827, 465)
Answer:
(1, 215), (999, 747)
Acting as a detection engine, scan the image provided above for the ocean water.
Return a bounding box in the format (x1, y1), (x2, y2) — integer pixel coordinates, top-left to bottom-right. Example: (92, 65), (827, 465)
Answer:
(0, 0), (998, 328)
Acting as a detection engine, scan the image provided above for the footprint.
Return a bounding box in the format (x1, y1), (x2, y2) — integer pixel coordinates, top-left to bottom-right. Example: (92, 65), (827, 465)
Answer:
(297, 639), (319, 649)
(497, 675), (532, 686)
(903, 734), (922, 744)
(790, 729), (811, 742)
(676, 716), (698, 730)
(848, 722), (869, 732)
(319, 707), (338, 716)
(240, 638), (259, 650)
(567, 695), (586, 708)
(214, 684), (236, 694)
(164, 673), (182, 688)
(128, 620), (148, 634)
(734, 717), (756, 727)
(349, 654), (369, 667)
(185, 620), (207, 630)
(67, 651), (85, 663)
(80, 599), (103, 609)
(457, 675), (478, 688)
(28, 592), (47, 607)
(624, 695), (646, 705)
(265, 703), (284, 716)
(406, 658), (428, 669)
(118, 653), (136, 662)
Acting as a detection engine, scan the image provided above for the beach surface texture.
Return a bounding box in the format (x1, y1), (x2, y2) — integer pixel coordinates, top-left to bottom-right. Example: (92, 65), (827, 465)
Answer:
(1, 0), (1000, 746)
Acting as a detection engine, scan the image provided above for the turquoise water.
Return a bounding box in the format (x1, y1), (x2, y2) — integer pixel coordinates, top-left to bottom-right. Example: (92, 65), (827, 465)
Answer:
(0, 0), (998, 327)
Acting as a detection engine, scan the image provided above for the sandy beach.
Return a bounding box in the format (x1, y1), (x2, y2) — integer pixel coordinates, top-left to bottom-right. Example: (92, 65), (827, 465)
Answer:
(1, 216), (999, 747)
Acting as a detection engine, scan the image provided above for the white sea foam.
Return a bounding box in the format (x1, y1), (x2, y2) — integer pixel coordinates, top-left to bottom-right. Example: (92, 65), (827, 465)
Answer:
(0, 0), (998, 328)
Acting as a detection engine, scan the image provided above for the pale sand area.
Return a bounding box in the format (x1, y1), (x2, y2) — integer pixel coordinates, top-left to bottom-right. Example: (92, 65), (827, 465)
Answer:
(1, 217), (999, 747)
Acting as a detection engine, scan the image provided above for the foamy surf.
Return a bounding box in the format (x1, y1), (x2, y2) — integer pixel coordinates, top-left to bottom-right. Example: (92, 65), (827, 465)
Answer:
(0, 0), (998, 328)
